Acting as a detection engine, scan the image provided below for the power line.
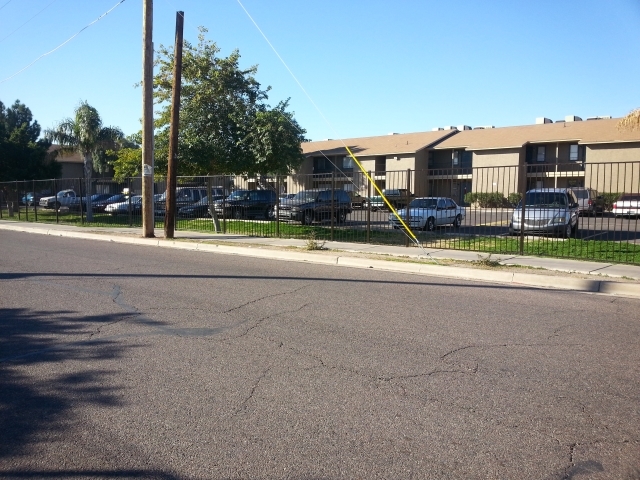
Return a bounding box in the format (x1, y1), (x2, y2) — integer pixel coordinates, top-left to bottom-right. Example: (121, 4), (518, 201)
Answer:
(235, 0), (428, 253)
(0, 0), (13, 11)
(0, 0), (127, 84)
(0, 0), (61, 44)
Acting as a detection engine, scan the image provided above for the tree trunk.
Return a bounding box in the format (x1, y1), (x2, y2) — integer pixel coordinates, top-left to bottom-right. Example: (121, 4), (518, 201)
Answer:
(84, 152), (93, 222)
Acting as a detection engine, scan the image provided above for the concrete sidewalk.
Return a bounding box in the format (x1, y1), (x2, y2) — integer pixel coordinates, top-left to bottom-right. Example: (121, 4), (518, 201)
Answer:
(1, 220), (639, 298)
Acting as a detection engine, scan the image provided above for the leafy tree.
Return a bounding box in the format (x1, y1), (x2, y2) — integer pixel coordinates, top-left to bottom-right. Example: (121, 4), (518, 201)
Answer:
(149, 28), (307, 176)
(108, 133), (142, 181)
(0, 99), (61, 182)
(45, 101), (124, 221)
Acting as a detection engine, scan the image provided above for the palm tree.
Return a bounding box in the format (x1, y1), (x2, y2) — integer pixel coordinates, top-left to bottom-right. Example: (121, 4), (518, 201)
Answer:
(45, 101), (123, 221)
(618, 108), (640, 131)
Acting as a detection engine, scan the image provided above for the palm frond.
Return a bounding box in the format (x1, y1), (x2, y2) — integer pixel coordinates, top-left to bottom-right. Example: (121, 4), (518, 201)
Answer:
(618, 108), (640, 131)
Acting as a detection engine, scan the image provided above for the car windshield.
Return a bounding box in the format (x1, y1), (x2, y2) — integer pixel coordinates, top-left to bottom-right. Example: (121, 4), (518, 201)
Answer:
(572, 189), (589, 199)
(292, 191), (319, 202)
(409, 198), (438, 209)
(524, 192), (567, 207)
(619, 194), (640, 201)
(228, 190), (249, 200)
(105, 195), (124, 203)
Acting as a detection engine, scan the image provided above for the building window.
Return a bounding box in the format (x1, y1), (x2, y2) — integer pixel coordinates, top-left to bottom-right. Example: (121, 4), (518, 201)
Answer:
(536, 146), (546, 162)
(343, 156), (353, 169)
(452, 151), (459, 166)
(569, 144), (579, 161)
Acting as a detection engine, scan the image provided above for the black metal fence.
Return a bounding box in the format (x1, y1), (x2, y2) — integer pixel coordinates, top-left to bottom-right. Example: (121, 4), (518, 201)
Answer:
(1, 161), (639, 264)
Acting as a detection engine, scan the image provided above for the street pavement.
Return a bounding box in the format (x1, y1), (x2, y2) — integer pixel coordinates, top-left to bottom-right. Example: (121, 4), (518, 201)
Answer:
(1, 230), (639, 479)
(0, 220), (639, 299)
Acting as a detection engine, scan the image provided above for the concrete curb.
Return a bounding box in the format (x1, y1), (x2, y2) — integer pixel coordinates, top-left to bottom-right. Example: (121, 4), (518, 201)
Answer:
(2, 223), (639, 299)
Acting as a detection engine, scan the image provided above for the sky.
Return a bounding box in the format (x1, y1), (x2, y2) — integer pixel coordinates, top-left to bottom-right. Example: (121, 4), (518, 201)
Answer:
(1, 0), (640, 142)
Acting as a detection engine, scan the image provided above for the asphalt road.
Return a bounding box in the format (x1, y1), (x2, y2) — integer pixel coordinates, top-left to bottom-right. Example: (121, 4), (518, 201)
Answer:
(1, 231), (639, 479)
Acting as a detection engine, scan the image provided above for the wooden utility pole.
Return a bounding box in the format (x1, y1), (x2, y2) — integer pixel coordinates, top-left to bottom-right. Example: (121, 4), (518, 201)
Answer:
(141, 0), (155, 237)
(164, 11), (184, 239)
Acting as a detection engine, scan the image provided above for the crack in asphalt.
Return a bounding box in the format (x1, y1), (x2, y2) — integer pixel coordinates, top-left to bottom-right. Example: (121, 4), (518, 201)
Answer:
(234, 366), (272, 415)
(221, 284), (311, 315)
(440, 343), (586, 360)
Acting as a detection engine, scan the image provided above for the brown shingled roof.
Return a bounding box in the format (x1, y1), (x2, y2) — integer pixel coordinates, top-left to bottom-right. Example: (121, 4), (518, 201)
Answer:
(302, 130), (456, 157)
(433, 118), (640, 151)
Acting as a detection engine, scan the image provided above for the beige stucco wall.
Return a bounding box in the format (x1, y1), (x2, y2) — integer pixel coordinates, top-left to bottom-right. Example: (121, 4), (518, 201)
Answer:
(472, 148), (521, 168)
(583, 144), (640, 194)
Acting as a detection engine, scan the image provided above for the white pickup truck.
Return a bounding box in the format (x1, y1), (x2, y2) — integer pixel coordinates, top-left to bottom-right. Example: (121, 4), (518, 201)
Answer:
(39, 189), (78, 210)
(389, 196), (465, 231)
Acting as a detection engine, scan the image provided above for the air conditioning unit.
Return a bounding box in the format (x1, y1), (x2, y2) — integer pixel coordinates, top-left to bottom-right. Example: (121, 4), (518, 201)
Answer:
(565, 115), (582, 122)
(457, 125), (472, 130)
(432, 127), (444, 131)
(536, 117), (553, 124)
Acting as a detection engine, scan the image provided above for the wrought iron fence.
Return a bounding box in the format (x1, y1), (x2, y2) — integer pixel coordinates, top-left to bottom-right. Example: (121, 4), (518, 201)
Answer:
(1, 161), (639, 264)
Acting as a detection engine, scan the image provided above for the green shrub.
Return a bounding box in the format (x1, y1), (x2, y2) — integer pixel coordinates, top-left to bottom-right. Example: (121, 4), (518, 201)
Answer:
(508, 192), (522, 206)
(465, 192), (507, 208)
(600, 192), (621, 212)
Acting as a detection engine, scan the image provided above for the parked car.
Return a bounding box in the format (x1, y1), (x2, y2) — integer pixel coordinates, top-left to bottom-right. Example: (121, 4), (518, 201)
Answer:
(93, 194), (129, 213)
(212, 189), (277, 219)
(570, 187), (604, 216)
(366, 189), (414, 211)
(389, 197), (465, 231)
(105, 195), (142, 215)
(155, 187), (207, 216)
(39, 189), (78, 209)
(612, 194), (640, 218)
(276, 188), (352, 225)
(509, 188), (579, 238)
(178, 195), (225, 218)
(21, 192), (46, 206)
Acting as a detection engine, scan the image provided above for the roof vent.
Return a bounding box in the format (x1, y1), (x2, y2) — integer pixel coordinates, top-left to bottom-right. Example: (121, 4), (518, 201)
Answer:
(443, 126), (457, 131)
(387, 132), (399, 135)
(457, 125), (472, 130)
(565, 115), (582, 122)
(473, 127), (484, 130)
(586, 115), (612, 120)
(475, 125), (495, 129)
(536, 117), (553, 124)
(432, 127), (444, 131)
(322, 139), (333, 141)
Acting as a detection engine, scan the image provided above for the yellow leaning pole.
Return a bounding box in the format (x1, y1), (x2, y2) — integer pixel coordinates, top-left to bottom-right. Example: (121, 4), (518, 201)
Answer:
(344, 145), (419, 244)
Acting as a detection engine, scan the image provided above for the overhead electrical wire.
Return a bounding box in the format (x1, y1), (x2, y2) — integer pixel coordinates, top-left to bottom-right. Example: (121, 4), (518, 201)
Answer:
(0, 0), (61, 44)
(0, 0), (127, 84)
(0, 0), (13, 11)
(235, 0), (433, 257)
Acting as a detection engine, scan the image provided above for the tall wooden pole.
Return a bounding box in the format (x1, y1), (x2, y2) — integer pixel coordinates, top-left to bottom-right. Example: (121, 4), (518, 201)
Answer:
(142, 0), (155, 237)
(164, 11), (184, 239)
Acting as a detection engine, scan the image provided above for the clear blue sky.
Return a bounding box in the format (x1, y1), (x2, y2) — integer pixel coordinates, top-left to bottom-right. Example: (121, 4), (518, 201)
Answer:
(2, 0), (640, 142)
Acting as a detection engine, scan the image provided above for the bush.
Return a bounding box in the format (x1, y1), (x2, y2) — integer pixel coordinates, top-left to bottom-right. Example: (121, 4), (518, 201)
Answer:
(464, 191), (507, 208)
(508, 192), (522, 206)
(600, 192), (621, 212)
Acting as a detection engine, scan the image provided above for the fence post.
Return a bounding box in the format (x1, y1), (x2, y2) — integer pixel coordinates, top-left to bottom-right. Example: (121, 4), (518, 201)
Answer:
(24, 182), (29, 222)
(519, 163), (526, 255)
(33, 179), (37, 222)
(276, 175), (280, 238)
(79, 177), (84, 225)
(15, 181), (20, 220)
(331, 170), (335, 241)
(406, 169), (411, 247)
(367, 171), (371, 243)
(128, 178), (133, 227)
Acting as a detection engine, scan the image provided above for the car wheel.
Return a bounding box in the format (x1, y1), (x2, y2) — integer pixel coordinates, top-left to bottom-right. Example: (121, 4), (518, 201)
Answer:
(562, 222), (572, 239)
(453, 214), (462, 228)
(424, 217), (435, 231)
(53, 201), (61, 210)
(302, 210), (314, 225)
(233, 208), (244, 220)
(572, 219), (579, 238)
(264, 207), (274, 220)
(336, 211), (346, 223)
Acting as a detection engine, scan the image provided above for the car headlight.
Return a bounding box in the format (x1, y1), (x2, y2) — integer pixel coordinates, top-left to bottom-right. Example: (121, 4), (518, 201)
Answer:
(291, 207), (300, 212)
(551, 215), (567, 224)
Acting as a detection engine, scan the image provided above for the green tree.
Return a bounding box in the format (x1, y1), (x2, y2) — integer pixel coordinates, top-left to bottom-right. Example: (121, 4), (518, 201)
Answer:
(45, 101), (124, 221)
(150, 28), (307, 176)
(108, 133), (142, 181)
(0, 99), (61, 182)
